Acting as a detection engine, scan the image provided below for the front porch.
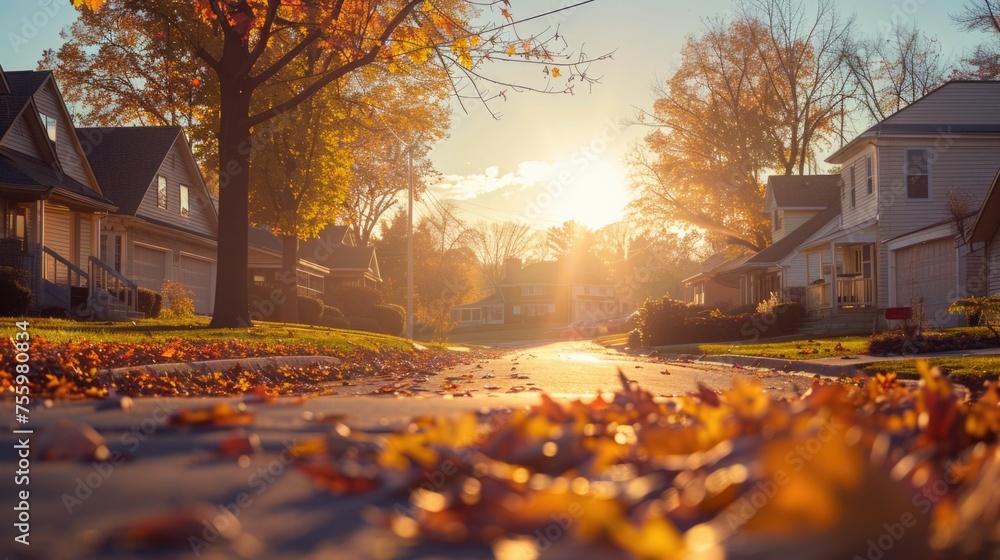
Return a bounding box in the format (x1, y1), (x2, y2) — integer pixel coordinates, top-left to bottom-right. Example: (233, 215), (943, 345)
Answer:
(804, 241), (877, 313)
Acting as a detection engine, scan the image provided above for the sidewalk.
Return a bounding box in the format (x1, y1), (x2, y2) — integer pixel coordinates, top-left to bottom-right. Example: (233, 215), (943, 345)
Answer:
(654, 346), (1000, 377)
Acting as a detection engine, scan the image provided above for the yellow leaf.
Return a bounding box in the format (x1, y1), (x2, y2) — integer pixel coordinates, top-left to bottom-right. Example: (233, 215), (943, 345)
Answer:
(507, 44), (516, 56)
(551, 67), (562, 78)
(470, 35), (481, 48)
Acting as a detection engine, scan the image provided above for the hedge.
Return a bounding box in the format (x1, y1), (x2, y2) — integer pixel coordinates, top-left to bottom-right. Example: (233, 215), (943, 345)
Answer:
(324, 317), (351, 330)
(325, 285), (381, 319)
(350, 316), (382, 333)
(0, 266), (31, 317)
(868, 327), (1000, 356)
(370, 304), (405, 336)
(632, 295), (803, 347)
(137, 287), (162, 319)
(297, 296), (324, 326)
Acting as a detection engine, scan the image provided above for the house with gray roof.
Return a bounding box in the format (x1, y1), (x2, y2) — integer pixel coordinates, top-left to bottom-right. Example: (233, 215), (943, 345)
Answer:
(0, 66), (124, 316)
(79, 126), (220, 315)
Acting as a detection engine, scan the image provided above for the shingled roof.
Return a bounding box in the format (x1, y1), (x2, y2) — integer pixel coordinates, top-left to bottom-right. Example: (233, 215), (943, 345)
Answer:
(766, 175), (841, 210)
(75, 126), (183, 216)
(0, 70), (50, 139)
(500, 259), (612, 286)
(739, 205), (841, 268)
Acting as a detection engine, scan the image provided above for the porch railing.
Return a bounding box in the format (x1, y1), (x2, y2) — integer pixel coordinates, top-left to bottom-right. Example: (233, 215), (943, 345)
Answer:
(837, 277), (874, 307)
(296, 285), (325, 300)
(89, 256), (138, 312)
(41, 246), (89, 310)
(807, 282), (831, 310)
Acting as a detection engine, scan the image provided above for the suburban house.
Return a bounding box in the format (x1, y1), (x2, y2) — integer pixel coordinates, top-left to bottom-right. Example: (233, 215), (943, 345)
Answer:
(300, 225), (383, 288)
(247, 224), (383, 301)
(682, 253), (748, 309)
(729, 175), (843, 309)
(969, 169), (1000, 297)
(0, 66), (121, 316)
(696, 81), (1000, 333)
(452, 258), (620, 327)
(79, 126), (219, 315)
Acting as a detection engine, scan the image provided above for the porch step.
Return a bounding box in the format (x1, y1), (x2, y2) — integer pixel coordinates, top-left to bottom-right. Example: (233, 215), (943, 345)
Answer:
(799, 309), (878, 337)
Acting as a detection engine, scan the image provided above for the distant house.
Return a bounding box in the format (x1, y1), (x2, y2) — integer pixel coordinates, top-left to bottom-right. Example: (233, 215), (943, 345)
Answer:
(300, 225), (382, 288)
(728, 175), (842, 308)
(247, 227), (330, 301)
(450, 291), (505, 327)
(682, 253), (746, 309)
(79, 126), (219, 315)
(494, 258), (620, 325)
(0, 66), (119, 315)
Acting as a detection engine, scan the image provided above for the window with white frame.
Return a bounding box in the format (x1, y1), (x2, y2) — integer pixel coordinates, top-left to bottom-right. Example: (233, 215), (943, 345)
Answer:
(179, 185), (190, 217)
(905, 149), (930, 199)
(521, 286), (544, 296)
(39, 112), (56, 142)
(866, 156), (874, 195)
(850, 164), (857, 208)
(157, 176), (168, 209)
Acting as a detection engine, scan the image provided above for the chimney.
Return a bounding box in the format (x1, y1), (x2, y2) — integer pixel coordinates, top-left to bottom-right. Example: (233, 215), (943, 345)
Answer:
(504, 258), (522, 279)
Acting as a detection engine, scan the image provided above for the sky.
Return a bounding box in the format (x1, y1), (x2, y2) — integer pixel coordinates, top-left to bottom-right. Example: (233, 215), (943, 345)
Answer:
(1, 0), (986, 232)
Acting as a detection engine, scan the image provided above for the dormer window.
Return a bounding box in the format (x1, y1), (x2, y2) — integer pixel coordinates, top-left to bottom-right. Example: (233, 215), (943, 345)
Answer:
(772, 210), (782, 231)
(39, 112), (56, 142)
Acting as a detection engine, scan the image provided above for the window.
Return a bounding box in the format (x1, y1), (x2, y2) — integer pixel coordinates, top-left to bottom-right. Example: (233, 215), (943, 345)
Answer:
(905, 149), (930, 199)
(773, 210), (782, 231)
(521, 286), (544, 296)
(179, 185), (190, 217)
(865, 157), (874, 195)
(39, 113), (56, 142)
(850, 165), (857, 208)
(491, 306), (503, 321)
(157, 176), (167, 209)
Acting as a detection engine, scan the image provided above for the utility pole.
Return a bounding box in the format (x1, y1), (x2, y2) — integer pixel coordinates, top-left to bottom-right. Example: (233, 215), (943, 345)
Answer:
(406, 145), (414, 340)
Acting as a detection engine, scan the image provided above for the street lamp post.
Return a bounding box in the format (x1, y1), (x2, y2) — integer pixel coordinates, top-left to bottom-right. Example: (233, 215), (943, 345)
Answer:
(406, 145), (414, 340)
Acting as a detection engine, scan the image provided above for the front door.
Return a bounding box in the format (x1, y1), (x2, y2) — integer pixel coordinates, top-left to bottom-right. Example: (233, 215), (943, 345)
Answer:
(99, 233), (123, 274)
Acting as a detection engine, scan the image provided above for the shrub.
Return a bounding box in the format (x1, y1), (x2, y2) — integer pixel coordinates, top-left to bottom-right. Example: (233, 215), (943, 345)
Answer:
(349, 316), (382, 333)
(634, 296), (698, 347)
(633, 296), (803, 347)
(0, 266), (31, 317)
(137, 287), (162, 319)
(325, 317), (351, 330)
(325, 285), (381, 319)
(868, 327), (1000, 356)
(160, 280), (196, 318)
(297, 296), (324, 325)
(323, 306), (344, 319)
(369, 304), (405, 335)
(949, 296), (1000, 339)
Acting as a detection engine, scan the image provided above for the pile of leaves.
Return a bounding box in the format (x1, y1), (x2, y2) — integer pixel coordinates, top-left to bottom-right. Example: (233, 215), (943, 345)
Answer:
(0, 336), (495, 399)
(276, 366), (999, 559)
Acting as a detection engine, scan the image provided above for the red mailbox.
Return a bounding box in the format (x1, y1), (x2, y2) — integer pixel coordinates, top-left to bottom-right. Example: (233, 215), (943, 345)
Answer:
(884, 307), (913, 321)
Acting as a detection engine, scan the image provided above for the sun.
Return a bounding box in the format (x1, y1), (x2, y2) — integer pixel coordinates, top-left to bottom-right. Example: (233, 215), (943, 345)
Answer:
(545, 159), (631, 230)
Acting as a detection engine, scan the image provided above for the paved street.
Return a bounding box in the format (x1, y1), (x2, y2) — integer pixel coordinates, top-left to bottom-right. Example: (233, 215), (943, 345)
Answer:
(0, 340), (818, 560)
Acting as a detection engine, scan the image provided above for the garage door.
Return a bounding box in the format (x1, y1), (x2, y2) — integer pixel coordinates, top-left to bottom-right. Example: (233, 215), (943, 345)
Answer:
(133, 245), (169, 292)
(179, 255), (214, 315)
(894, 239), (956, 325)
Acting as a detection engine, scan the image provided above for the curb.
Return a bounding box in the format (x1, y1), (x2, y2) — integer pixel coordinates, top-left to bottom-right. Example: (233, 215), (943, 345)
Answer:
(657, 353), (863, 377)
(98, 355), (343, 379)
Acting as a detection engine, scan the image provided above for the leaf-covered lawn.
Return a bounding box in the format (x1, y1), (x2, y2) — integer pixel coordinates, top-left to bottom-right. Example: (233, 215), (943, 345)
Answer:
(861, 356), (1000, 384)
(61, 367), (1000, 559)
(663, 336), (870, 360)
(1, 317), (497, 399)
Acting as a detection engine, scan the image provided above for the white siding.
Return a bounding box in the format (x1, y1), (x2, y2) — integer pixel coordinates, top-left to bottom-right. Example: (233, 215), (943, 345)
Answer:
(79, 214), (92, 266)
(782, 253), (808, 289)
(42, 204), (71, 283)
(841, 148), (878, 229)
(882, 83), (1000, 125)
(874, 138), (1000, 307)
(893, 239), (959, 328)
(33, 81), (98, 191)
(135, 137), (217, 238)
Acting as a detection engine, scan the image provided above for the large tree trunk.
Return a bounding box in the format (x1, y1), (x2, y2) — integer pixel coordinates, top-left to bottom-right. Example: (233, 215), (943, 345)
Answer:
(209, 37), (253, 328)
(279, 233), (300, 323)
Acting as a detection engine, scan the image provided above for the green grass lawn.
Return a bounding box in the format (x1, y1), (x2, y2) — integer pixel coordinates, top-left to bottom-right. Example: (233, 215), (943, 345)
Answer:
(860, 356), (1000, 382)
(657, 336), (871, 360)
(594, 333), (630, 347)
(21, 316), (417, 353)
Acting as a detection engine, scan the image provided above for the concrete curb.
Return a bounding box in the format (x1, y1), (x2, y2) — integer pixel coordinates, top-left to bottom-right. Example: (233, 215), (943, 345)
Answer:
(98, 355), (343, 379)
(657, 353), (862, 377)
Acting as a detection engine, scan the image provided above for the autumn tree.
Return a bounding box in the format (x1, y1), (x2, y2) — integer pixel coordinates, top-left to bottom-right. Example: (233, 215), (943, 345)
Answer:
(468, 220), (533, 288)
(953, 1), (1000, 79)
(67, 0), (609, 328)
(842, 23), (946, 123)
(544, 220), (596, 261)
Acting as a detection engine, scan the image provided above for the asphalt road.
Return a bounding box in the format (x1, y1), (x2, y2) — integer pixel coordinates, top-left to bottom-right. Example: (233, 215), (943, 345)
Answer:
(344, 339), (817, 403)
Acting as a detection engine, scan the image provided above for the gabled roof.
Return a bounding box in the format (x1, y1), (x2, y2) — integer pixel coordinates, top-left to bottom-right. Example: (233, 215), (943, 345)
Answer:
(75, 126), (183, 216)
(0, 147), (116, 210)
(299, 225), (353, 261)
(737, 205), (842, 269)
(764, 175), (841, 211)
(0, 65), (9, 94)
(682, 252), (752, 285)
(454, 291), (505, 309)
(249, 225), (378, 279)
(0, 70), (50, 140)
(828, 81), (1000, 164)
(970, 167), (1000, 245)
